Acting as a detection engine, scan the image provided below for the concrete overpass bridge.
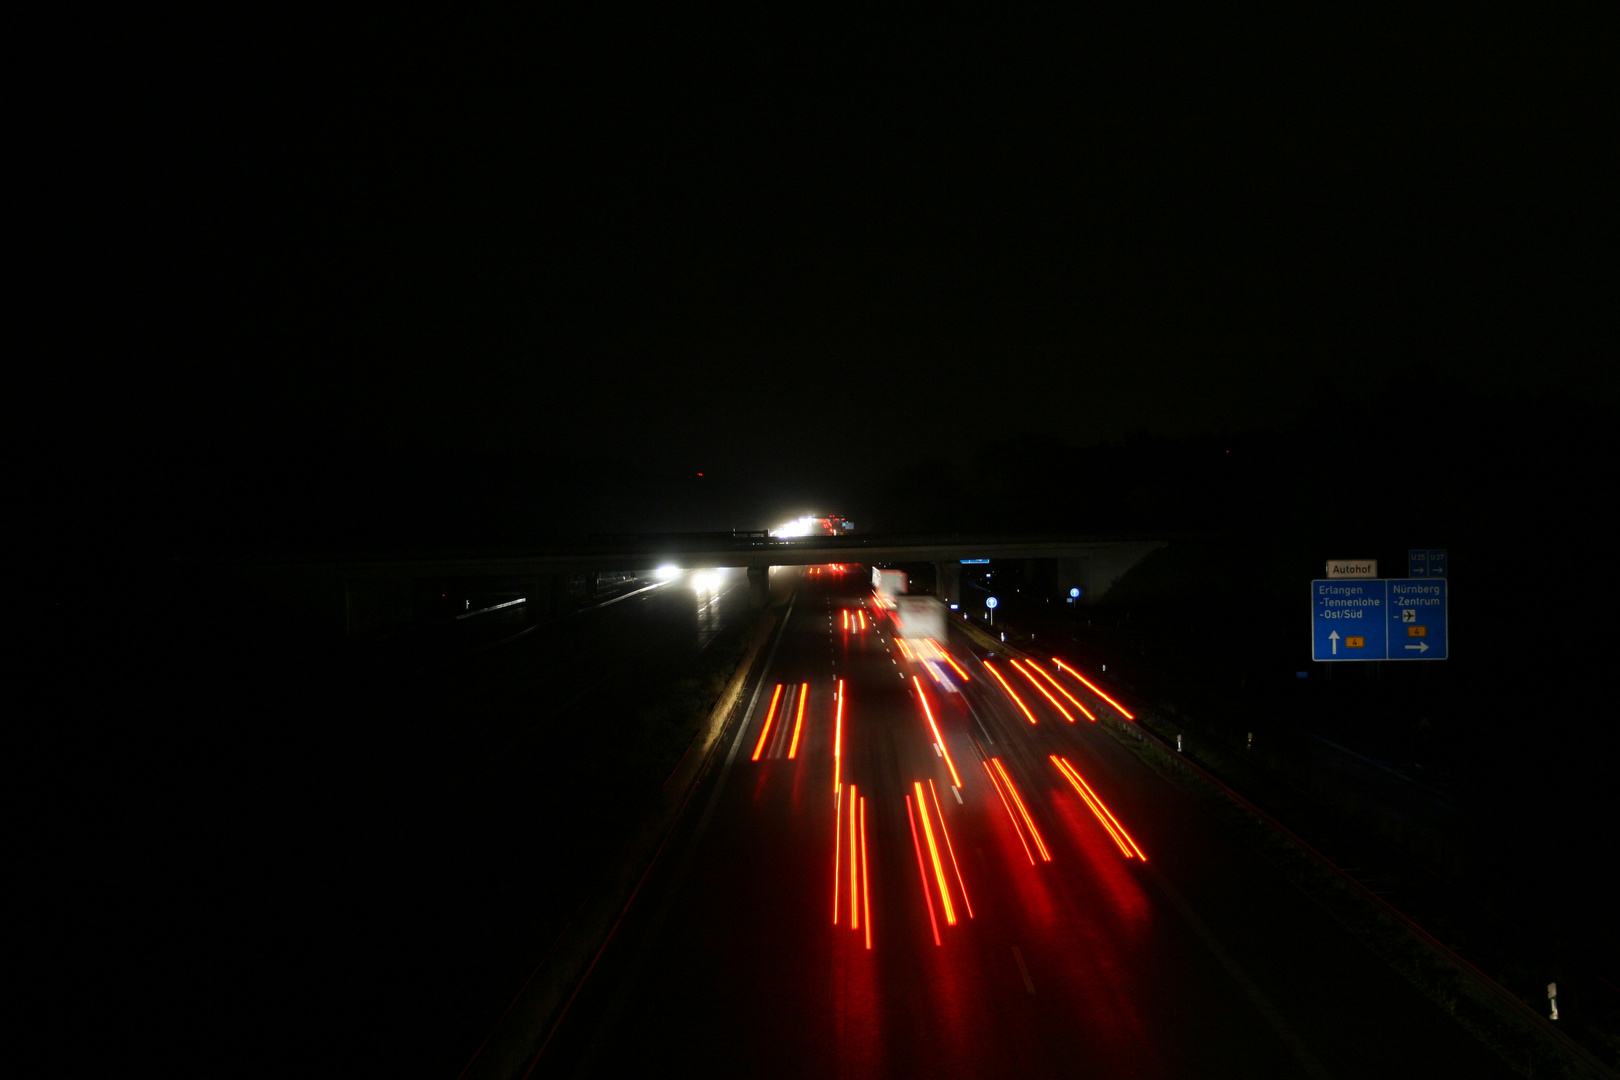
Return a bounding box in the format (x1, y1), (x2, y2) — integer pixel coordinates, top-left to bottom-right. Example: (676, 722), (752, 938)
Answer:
(194, 533), (1170, 642)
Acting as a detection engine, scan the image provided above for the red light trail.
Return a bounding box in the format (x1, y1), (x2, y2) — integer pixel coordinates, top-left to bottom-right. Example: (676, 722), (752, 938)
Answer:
(751, 684), (784, 761)
(1010, 658), (1076, 722)
(906, 794), (943, 946)
(913, 781), (957, 925)
(982, 759), (1035, 865)
(787, 682), (808, 758)
(987, 757), (1051, 862)
(833, 785), (843, 925)
(983, 661), (1038, 724)
(832, 679), (844, 794)
(937, 649), (970, 681)
(1053, 659), (1134, 719)
(912, 676), (962, 788)
(928, 779), (973, 920)
(859, 794), (871, 950)
(1024, 660), (1095, 720)
(1051, 755), (1147, 860)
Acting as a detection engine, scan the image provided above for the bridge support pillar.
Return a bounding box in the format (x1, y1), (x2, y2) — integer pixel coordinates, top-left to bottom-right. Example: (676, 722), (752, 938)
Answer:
(934, 560), (962, 605)
(1058, 542), (1165, 605)
(1055, 557), (1092, 606)
(747, 565), (770, 608)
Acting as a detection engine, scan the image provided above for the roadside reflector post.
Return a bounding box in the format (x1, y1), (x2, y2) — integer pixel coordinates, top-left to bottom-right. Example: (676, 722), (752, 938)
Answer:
(1176, 734), (1183, 753)
(1549, 982), (1558, 1021)
(1247, 731), (1253, 749)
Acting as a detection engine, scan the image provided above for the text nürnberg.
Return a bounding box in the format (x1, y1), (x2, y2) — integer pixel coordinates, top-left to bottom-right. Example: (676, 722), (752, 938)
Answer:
(1390, 582), (1443, 606)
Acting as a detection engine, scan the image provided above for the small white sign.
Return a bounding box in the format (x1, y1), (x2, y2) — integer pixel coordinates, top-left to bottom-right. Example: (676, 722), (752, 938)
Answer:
(1326, 560), (1378, 578)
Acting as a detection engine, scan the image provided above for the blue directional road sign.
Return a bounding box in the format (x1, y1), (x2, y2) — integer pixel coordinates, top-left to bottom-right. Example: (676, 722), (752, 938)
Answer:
(1408, 549), (1448, 578)
(1312, 579), (1448, 661)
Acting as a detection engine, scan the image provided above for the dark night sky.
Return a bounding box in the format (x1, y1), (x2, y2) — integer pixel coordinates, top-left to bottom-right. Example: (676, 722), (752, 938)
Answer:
(30, 10), (1614, 550)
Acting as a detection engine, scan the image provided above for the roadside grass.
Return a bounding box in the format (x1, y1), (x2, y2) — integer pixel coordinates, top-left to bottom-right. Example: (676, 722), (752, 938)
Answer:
(429, 608), (769, 1079)
(621, 634), (750, 795)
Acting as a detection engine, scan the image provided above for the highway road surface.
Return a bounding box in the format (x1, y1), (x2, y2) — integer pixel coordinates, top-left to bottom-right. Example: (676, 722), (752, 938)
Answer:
(532, 565), (1516, 1079)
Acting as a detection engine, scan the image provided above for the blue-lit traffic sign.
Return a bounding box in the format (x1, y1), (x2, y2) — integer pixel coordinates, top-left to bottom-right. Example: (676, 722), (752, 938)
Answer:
(1408, 549), (1448, 578)
(1312, 579), (1448, 661)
